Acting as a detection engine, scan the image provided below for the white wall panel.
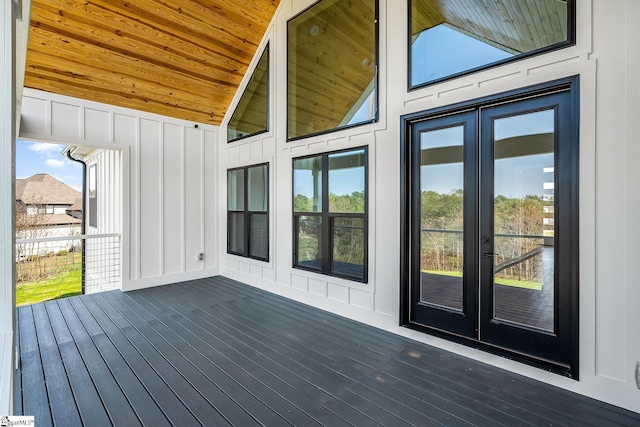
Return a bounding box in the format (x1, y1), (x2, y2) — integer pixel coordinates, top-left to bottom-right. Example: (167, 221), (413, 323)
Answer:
(250, 264), (262, 279)
(203, 130), (218, 270)
(20, 95), (46, 135)
(592, 0), (627, 383)
(624, 0), (640, 392)
(328, 283), (348, 304)
(84, 108), (110, 143)
(308, 278), (326, 297)
(51, 102), (80, 140)
(185, 127), (203, 272)
(139, 119), (162, 278)
(162, 123), (183, 274)
(349, 287), (372, 311)
(113, 114), (136, 145)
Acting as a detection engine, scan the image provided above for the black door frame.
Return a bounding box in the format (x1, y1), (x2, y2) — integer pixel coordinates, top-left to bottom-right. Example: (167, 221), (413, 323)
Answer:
(407, 111), (479, 338)
(400, 76), (580, 378)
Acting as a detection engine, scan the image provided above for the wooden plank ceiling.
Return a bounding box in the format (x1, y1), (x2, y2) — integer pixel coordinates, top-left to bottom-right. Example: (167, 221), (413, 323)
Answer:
(412, 0), (568, 54)
(25, 0), (280, 126)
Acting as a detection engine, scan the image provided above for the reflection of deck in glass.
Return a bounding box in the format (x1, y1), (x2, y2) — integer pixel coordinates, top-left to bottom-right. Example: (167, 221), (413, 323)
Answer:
(421, 247), (554, 331)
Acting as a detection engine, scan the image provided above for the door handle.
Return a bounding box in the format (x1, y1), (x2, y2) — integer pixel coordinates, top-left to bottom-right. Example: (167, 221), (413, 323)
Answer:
(482, 251), (499, 258)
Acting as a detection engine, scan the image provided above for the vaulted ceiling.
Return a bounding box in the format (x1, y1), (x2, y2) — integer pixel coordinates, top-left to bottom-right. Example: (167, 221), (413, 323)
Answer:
(23, 0), (569, 129)
(24, 0), (280, 126)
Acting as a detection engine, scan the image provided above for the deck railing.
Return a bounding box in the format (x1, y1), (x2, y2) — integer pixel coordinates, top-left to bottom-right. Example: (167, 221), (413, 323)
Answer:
(420, 228), (549, 281)
(15, 233), (121, 303)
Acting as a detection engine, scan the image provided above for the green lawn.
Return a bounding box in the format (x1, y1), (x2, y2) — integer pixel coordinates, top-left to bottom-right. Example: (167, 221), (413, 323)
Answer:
(16, 261), (82, 307)
(422, 269), (542, 290)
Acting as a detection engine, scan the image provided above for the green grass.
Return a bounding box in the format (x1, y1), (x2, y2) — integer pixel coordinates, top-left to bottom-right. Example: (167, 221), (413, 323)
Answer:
(16, 266), (82, 307)
(422, 269), (542, 290)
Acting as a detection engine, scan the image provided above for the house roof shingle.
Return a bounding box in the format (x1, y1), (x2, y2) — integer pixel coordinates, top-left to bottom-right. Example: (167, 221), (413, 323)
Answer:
(16, 174), (81, 207)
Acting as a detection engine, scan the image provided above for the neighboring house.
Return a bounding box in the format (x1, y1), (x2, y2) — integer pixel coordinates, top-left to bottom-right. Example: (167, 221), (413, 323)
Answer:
(3, 0), (640, 418)
(16, 173), (81, 216)
(15, 173), (82, 256)
(66, 197), (83, 220)
(15, 173), (82, 228)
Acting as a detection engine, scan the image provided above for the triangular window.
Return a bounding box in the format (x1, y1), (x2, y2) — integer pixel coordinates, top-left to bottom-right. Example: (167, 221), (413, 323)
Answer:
(227, 44), (269, 142)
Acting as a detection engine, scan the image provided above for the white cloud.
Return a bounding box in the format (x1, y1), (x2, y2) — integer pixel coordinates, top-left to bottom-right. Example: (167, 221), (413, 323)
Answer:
(26, 142), (64, 154)
(45, 158), (66, 168)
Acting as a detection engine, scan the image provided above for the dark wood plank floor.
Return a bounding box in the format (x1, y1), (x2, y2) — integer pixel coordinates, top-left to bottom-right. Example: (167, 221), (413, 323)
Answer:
(15, 276), (640, 426)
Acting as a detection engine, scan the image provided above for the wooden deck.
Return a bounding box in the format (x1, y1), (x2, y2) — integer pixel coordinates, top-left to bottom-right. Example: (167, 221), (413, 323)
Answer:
(15, 276), (640, 426)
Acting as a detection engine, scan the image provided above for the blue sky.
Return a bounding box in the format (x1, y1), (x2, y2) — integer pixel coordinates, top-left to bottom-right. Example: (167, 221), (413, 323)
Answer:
(16, 140), (83, 192)
(412, 24), (512, 85)
(421, 110), (555, 198)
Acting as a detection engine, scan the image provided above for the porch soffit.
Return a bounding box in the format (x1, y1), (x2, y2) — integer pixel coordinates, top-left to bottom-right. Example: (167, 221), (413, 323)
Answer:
(24, 0), (280, 126)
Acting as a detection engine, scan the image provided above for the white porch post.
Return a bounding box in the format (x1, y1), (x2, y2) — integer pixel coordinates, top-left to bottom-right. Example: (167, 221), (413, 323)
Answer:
(0, 0), (17, 415)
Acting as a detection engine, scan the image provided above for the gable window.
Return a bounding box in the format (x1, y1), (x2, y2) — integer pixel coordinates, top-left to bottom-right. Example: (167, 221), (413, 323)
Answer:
(88, 164), (97, 228)
(409, 0), (576, 89)
(227, 164), (269, 261)
(227, 44), (269, 142)
(287, 0), (378, 141)
(293, 147), (368, 282)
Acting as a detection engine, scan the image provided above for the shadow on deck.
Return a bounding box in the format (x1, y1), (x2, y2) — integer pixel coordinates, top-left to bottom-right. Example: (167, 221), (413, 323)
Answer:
(15, 276), (640, 426)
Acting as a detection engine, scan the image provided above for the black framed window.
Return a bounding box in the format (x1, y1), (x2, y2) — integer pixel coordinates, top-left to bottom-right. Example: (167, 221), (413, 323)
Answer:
(409, 0), (576, 89)
(287, 0), (378, 141)
(227, 164), (269, 261)
(293, 147), (368, 282)
(227, 44), (269, 143)
(88, 164), (97, 228)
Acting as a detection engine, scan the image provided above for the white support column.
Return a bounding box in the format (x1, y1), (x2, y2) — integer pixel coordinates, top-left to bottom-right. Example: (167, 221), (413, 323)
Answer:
(0, 0), (17, 415)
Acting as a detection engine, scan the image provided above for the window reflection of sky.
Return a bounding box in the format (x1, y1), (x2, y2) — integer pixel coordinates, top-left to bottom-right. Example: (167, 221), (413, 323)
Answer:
(294, 151), (365, 200)
(421, 110), (555, 198)
(412, 24), (512, 86)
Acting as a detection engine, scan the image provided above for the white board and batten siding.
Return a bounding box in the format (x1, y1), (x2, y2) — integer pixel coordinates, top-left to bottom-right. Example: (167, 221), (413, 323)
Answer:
(19, 88), (220, 292)
(219, 0), (640, 414)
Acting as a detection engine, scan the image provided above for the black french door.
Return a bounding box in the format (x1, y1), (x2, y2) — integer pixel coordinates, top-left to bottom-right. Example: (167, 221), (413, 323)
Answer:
(403, 81), (579, 374)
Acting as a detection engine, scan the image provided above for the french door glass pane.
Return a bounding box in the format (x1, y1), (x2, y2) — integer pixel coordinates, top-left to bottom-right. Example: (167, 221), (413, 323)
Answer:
(420, 125), (464, 311)
(493, 109), (555, 332)
(296, 216), (322, 269)
(332, 216), (365, 279)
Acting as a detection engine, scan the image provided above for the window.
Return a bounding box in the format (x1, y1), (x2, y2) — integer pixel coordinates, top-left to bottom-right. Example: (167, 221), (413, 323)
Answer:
(293, 147), (368, 282)
(88, 164), (97, 228)
(227, 164), (269, 261)
(227, 44), (270, 143)
(287, 0), (378, 140)
(409, 0), (575, 88)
